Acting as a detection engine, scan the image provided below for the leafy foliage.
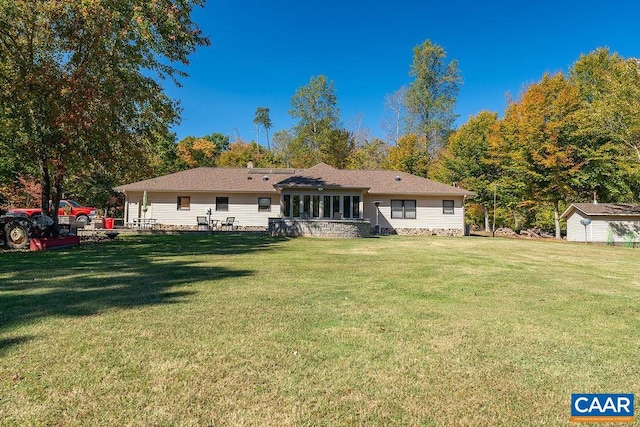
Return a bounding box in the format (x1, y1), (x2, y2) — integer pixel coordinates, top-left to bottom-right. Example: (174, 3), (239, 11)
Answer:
(492, 73), (584, 237)
(405, 40), (462, 148)
(384, 134), (430, 177)
(0, 0), (209, 218)
(177, 133), (229, 168)
(431, 111), (499, 230)
(216, 140), (278, 168)
(347, 138), (388, 170)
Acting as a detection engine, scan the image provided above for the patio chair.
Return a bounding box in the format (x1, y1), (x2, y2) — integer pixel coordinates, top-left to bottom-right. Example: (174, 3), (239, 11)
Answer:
(220, 217), (235, 230)
(196, 216), (209, 231)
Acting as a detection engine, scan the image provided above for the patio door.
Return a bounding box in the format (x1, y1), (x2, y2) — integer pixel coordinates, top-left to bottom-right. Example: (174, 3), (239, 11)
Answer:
(282, 192), (362, 219)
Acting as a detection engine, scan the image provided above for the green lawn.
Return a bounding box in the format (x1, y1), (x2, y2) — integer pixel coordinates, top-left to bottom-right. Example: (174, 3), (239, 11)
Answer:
(1, 234), (638, 426)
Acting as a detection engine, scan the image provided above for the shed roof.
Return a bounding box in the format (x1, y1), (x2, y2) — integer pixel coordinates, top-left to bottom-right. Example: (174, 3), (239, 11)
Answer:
(560, 203), (640, 219)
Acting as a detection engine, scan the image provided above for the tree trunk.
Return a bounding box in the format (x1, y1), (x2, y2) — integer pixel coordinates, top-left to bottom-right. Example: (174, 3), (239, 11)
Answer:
(39, 160), (51, 216)
(51, 163), (66, 225)
(484, 205), (490, 232)
(554, 200), (561, 239)
(266, 128), (270, 151)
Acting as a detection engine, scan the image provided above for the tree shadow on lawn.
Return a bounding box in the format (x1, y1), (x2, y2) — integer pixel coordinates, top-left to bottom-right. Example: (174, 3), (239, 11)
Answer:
(0, 233), (283, 352)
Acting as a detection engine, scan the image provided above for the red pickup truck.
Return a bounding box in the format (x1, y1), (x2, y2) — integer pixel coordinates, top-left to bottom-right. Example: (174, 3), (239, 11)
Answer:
(9, 199), (97, 225)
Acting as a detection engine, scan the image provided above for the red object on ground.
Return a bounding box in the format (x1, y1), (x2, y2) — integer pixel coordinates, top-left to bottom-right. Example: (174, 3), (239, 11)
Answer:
(104, 218), (114, 229)
(30, 236), (80, 251)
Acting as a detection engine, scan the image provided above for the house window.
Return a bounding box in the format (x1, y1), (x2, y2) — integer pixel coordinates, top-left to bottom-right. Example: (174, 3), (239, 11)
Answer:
(312, 195), (320, 218)
(283, 194), (291, 217)
(292, 195), (300, 217)
(323, 195), (331, 218)
(352, 195), (360, 218)
(443, 200), (454, 215)
(258, 197), (271, 212)
(333, 195), (341, 219)
(303, 195), (311, 218)
(216, 197), (229, 211)
(343, 196), (352, 219)
(391, 200), (416, 219)
(177, 196), (190, 210)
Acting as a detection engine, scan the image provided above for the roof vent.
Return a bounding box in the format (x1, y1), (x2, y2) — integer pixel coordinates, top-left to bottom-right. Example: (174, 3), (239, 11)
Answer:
(247, 176), (253, 180)
(395, 176), (401, 181)
(263, 175), (269, 181)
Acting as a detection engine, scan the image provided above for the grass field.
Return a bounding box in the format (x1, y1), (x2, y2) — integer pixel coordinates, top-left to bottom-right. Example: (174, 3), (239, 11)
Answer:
(0, 233), (638, 426)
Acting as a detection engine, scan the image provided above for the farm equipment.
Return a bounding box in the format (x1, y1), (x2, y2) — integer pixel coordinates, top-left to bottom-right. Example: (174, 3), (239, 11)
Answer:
(0, 213), (58, 249)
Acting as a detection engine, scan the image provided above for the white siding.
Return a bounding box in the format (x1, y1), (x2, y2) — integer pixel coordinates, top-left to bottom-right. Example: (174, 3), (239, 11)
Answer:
(125, 191), (278, 227)
(124, 190), (466, 231)
(566, 211), (589, 242)
(362, 195), (465, 232)
(566, 211), (640, 243)
(595, 217), (640, 243)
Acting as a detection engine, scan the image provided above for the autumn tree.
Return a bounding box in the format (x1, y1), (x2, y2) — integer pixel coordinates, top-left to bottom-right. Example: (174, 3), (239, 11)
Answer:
(0, 0), (209, 221)
(384, 134), (430, 177)
(217, 140), (275, 168)
(405, 40), (462, 150)
(493, 73), (584, 238)
(177, 133), (229, 168)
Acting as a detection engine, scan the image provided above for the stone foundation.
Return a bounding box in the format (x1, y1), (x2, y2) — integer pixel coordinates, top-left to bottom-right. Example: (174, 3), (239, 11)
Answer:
(269, 218), (371, 238)
(381, 227), (464, 237)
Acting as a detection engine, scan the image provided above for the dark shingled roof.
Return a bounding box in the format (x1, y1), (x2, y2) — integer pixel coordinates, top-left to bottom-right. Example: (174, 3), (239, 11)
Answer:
(561, 203), (640, 219)
(115, 163), (475, 197)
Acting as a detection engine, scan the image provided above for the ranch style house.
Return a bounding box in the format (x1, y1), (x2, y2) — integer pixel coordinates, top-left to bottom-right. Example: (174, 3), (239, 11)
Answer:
(114, 162), (475, 237)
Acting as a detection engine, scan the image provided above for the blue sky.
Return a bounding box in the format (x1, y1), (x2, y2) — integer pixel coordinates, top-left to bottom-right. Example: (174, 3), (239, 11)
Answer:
(165, 0), (640, 145)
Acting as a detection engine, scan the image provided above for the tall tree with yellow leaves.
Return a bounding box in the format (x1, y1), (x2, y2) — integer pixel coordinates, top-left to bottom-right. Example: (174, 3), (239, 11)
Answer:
(492, 73), (583, 238)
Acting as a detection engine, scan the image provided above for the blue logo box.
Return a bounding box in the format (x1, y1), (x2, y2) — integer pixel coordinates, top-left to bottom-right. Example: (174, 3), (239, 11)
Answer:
(571, 394), (634, 423)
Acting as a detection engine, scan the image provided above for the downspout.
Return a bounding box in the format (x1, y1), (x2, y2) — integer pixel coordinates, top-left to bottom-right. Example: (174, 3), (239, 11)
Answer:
(123, 192), (129, 223)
